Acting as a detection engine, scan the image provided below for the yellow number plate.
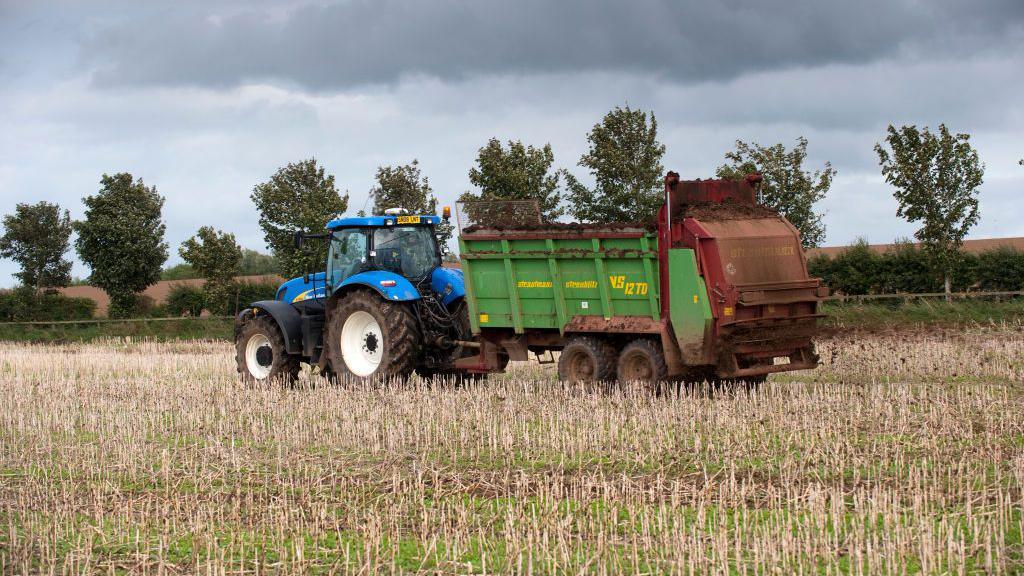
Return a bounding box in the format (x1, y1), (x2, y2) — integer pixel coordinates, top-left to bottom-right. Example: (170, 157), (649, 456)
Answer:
(396, 215), (421, 224)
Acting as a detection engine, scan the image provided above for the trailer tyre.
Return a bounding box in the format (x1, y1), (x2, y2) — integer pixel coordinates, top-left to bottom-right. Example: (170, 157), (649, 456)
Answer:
(616, 339), (668, 389)
(235, 316), (301, 385)
(327, 291), (419, 382)
(558, 336), (618, 383)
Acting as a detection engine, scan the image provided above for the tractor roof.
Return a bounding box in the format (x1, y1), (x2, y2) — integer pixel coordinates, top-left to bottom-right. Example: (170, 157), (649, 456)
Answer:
(326, 215), (442, 229)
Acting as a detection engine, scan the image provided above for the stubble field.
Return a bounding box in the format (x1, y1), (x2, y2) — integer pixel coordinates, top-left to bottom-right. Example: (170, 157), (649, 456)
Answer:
(1, 326), (1022, 574)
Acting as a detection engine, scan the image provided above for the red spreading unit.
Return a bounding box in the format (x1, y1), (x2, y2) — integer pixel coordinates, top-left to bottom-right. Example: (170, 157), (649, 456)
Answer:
(666, 171), (760, 206)
(658, 172), (825, 378)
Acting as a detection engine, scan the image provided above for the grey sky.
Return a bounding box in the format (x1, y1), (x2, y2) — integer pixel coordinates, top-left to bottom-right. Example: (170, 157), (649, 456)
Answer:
(1, 0), (1023, 286)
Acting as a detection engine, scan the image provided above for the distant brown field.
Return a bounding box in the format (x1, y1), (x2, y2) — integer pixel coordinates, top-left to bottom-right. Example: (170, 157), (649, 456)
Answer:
(0, 329), (1022, 573)
(806, 236), (1024, 259)
(60, 274), (283, 316)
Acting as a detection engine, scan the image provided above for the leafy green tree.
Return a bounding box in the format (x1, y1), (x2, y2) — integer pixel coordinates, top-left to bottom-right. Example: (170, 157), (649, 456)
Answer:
(950, 252), (979, 293)
(805, 253), (833, 287)
(975, 247), (1024, 291)
(251, 158), (349, 278)
(227, 280), (280, 315)
(165, 284), (206, 317)
(0, 289), (95, 322)
(74, 173), (168, 317)
(371, 160), (454, 255)
(462, 138), (564, 221)
(879, 239), (941, 294)
(179, 226), (243, 313)
(566, 106), (666, 223)
(875, 124), (984, 297)
(0, 201), (73, 290)
(826, 239), (884, 296)
(716, 137), (834, 248)
(161, 263), (197, 280)
(239, 249), (279, 276)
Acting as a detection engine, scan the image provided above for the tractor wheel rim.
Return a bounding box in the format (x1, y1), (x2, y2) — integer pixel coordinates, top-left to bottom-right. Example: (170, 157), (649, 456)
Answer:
(341, 311), (383, 377)
(245, 333), (273, 379)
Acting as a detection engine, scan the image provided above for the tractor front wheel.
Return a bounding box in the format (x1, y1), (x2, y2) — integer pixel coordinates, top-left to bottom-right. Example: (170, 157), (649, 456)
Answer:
(235, 316), (300, 385)
(327, 291), (419, 382)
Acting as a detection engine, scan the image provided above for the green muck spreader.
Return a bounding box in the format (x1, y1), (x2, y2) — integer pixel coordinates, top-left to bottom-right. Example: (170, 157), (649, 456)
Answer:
(455, 172), (827, 384)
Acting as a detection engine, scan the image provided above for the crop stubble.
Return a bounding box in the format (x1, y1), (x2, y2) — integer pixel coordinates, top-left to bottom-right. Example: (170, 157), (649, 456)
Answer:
(0, 327), (1022, 574)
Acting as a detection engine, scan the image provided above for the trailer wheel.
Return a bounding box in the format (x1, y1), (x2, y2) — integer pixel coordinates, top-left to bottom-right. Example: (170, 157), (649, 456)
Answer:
(327, 290), (419, 382)
(616, 339), (668, 388)
(235, 316), (301, 385)
(558, 336), (618, 383)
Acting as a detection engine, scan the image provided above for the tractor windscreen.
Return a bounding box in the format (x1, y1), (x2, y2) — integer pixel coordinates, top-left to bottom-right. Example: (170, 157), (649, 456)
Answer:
(373, 226), (440, 279)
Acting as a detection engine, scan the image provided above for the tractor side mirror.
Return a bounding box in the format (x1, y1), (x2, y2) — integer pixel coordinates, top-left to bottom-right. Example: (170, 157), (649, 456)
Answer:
(294, 231), (304, 249)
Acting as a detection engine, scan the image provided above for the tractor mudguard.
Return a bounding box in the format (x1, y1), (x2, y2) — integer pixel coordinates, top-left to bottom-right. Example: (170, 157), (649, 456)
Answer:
(336, 270), (421, 302)
(431, 267), (465, 307)
(242, 300), (304, 355)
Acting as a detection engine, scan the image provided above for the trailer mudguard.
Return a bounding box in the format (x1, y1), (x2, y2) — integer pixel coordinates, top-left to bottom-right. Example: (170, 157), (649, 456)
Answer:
(668, 248), (714, 364)
(335, 270), (421, 301)
(431, 266), (465, 306)
(244, 299), (304, 355)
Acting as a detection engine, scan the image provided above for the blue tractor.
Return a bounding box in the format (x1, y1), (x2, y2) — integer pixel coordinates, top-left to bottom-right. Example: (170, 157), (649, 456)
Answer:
(234, 211), (486, 383)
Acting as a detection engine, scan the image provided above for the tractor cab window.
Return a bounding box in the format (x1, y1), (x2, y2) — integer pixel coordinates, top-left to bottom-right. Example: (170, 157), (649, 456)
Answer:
(373, 226), (439, 279)
(328, 229), (368, 288)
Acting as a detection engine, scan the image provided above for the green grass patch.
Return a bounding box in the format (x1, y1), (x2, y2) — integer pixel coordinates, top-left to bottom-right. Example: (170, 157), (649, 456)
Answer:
(822, 298), (1024, 329)
(0, 317), (233, 343)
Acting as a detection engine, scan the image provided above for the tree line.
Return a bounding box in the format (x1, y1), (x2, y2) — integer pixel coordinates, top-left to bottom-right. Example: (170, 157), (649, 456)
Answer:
(0, 104), (1013, 317)
(809, 241), (1024, 296)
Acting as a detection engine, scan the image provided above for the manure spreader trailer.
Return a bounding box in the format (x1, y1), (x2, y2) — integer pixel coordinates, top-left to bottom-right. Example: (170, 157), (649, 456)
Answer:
(235, 171), (826, 385)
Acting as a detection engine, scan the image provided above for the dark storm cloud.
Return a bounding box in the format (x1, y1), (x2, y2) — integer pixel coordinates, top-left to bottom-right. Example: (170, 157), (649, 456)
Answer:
(80, 0), (1024, 90)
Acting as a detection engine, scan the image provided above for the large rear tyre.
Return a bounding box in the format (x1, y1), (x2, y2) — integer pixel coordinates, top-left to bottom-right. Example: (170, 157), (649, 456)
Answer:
(235, 316), (301, 385)
(327, 291), (419, 382)
(616, 339), (668, 390)
(558, 336), (618, 383)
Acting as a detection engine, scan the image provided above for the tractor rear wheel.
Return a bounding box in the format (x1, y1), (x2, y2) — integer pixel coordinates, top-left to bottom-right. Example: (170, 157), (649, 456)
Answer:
(327, 291), (419, 382)
(616, 339), (668, 390)
(235, 316), (301, 385)
(558, 336), (617, 384)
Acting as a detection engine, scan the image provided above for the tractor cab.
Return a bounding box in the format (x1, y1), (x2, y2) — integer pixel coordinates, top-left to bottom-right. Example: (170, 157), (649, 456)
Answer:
(325, 214), (443, 290)
(275, 213), (444, 304)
